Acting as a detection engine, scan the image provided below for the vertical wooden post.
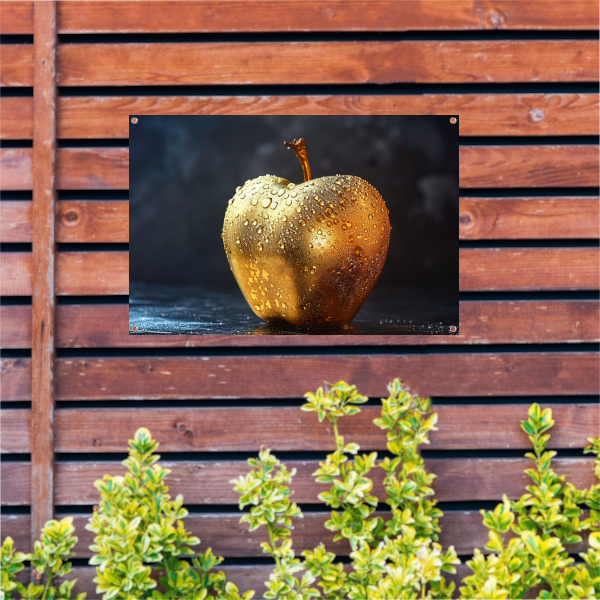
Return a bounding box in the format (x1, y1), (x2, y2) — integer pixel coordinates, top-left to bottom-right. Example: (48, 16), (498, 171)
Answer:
(31, 0), (57, 549)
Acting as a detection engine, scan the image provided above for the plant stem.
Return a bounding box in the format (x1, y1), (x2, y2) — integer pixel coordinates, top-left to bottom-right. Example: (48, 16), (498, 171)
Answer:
(41, 573), (53, 600)
(267, 523), (282, 570)
(283, 138), (312, 182)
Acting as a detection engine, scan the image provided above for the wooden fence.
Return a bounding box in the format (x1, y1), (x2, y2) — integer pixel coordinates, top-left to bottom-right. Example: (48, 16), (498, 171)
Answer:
(1, 1), (599, 597)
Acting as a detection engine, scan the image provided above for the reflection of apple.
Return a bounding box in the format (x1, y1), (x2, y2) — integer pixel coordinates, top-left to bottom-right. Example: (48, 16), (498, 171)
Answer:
(222, 138), (391, 328)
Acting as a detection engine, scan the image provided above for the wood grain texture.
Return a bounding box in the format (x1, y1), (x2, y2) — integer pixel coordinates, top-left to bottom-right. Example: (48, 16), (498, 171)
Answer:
(53, 353), (599, 400)
(1, 410), (30, 453)
(2, 457), (594, 505)
(1, 253), (32, 295)
(0, 463), (30, 505)
(56, 41), (599, 86)
(0, 149), (32, 190)
(0, 201), (128, 242)
(1, 252), (128, 296)
(460, 145), (600, 188)
(0, 358), (31, 402)
(0, 201), (32, 242)
(0, 1), (33, 34)
(0, 306), (32, 349)
(55, 251), (129, 295)
(459, 197), (600, 239)
(460, 248), (600, 291)
(31, 0), (58, 544)
(52, 404), (600, 453)
(0, 45), (33, 87)
(2, 300), (598, 349)
(56, 148), (129, 190)
(53, 93), (600, 138)
(0, 97), (33, 139)
(56, 201), (129, 242)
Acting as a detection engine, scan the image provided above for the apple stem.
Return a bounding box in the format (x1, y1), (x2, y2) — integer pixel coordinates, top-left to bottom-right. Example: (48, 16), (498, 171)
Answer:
(283, 138), (312, 182)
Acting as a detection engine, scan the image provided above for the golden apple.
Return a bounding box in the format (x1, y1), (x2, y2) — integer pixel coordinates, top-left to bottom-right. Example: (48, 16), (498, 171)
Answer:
(222, 138), (391, 328)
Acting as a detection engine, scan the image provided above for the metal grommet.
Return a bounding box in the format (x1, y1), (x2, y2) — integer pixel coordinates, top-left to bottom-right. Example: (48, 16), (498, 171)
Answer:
(131, 117), (138, 124)
(449, 117), (457, 124)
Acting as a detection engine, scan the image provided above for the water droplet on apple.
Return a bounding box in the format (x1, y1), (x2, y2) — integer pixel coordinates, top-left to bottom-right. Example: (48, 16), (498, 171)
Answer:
(236, 238), (240, 244)
(278, 240), (285, 249)
(296, 207), (301, 213)
(255, 304), (260, 310)
(349, 236), (354, 242)
(278, 189), (284, 196)
(283, 302), (288, 310)
(244, 220), (249, 226)
(316, 214), (324, 222)
(228, 199), (233, 205)
(281, 216), (287, 222)
(286, 199), (292, 206)
(355, 246), (364, 257)
(252, 219), (257, 226)
(287, 183), (295, 189)
(291, 191), (297, 197)
(236, 186), (242, 192)
(308, 225), (315, 232)
(299, 219), (306, 227)
(310, 266), (317, 274)
(270, 201), (278, 210)
(302, 266), (308, 273)
(258, 242), (263, 251)
(261, 198), (271, 208)
(283, 193), (289, 199)
(327, 221), (333, 227)
(341, 224), (347, 231)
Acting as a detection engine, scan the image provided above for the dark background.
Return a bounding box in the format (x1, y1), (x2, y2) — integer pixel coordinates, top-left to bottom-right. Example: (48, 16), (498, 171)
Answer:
(129, 115), (459, 331)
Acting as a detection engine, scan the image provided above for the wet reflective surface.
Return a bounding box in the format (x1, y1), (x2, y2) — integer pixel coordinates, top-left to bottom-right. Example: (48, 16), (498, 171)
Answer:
(129, 282), (459, 336)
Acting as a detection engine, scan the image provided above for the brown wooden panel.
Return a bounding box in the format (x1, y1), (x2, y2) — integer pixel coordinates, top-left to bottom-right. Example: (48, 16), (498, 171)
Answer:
(0, 149), (32, 190)
(460, 197), (600, 240)
(57, 148), (129, 190)
(0, 306), (32, 349)
(52, 453), (597, 505)
(0, 45), (33, 87)
(1, 253), (32, 295)
(1, 252), (128, 296)
(1, 300), (598, 349)
(1, 410), (30, 453)
(0, 358), (31, 402)
(56, 251), (129, 295)
(53, 353), (599, 400)
(55, 1), (600, 32)
(0, 462), (30, 505)
(0, 97), (32, 139)
(460, 248), (600, 291)
(460, 145), (600, 188)
(0, 1), (33, 34)
(56, 41), (599, 86)
(0, 201), (32, 242)
(56, 201), (129, 242)
(48, 404), (597, 453)
(56, 94), (600, 138)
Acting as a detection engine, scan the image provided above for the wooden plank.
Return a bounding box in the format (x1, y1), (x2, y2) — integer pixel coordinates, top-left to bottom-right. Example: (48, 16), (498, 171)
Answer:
(1, 457), (593, 506)
(460, 145), (600, 188)
(0, 149), (32, 190)
(56, 94), (600, 138)
(56, 41), (599, 86)
(460, 248), (600, 291)
(1, 252), (128, 296)
(0, 358), (31, 402)
(0, 201), (129, 242)
(0, 1), (33, 34)
(57, 147), (129, 190)
(1, 463), (30, 505)
(49, 404), (597, 453)
(460, 197), (600, 240)
(0, 45), (33, 87)
(56, 251), (129, 295)
(0, 306), (32, 349)
(1, 300), (598, 349)
(1, 253), (32, 295)
(31, 0), (57, 548)
(1, 410), (30, 453)
(0, 201), (32, 242)
(53, 353), (600, 400)
(56, 201), (129, 242)
(0, 97), (33, 139)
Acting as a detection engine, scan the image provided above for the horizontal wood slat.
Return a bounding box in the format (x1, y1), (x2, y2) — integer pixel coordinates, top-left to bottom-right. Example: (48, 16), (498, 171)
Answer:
(459, 248), (599, 291)
(459, 145), (600, 188)
(0, 97), (33, 139)
(1, 252), (128, 296)
(3, 1), (599, 34)
(56, 41), (599, 86)
(0, 201), (129, 242)
(459, 197), (600, 239)
(0, 201), (31, 242)
(0, 45), (32, 87)
(2, 404), (596, 454)
(2, 457), (594, 505)
(51, 353), (599, 400)
(1, 509), (588, 559)
(0, 358), (30, 402)
(2, 300), (597, 349)
(1, 410), (30, 453)
(3, 147), (597, 190)
(3, 94), (599, 139)
(56, 201), (129, 242)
